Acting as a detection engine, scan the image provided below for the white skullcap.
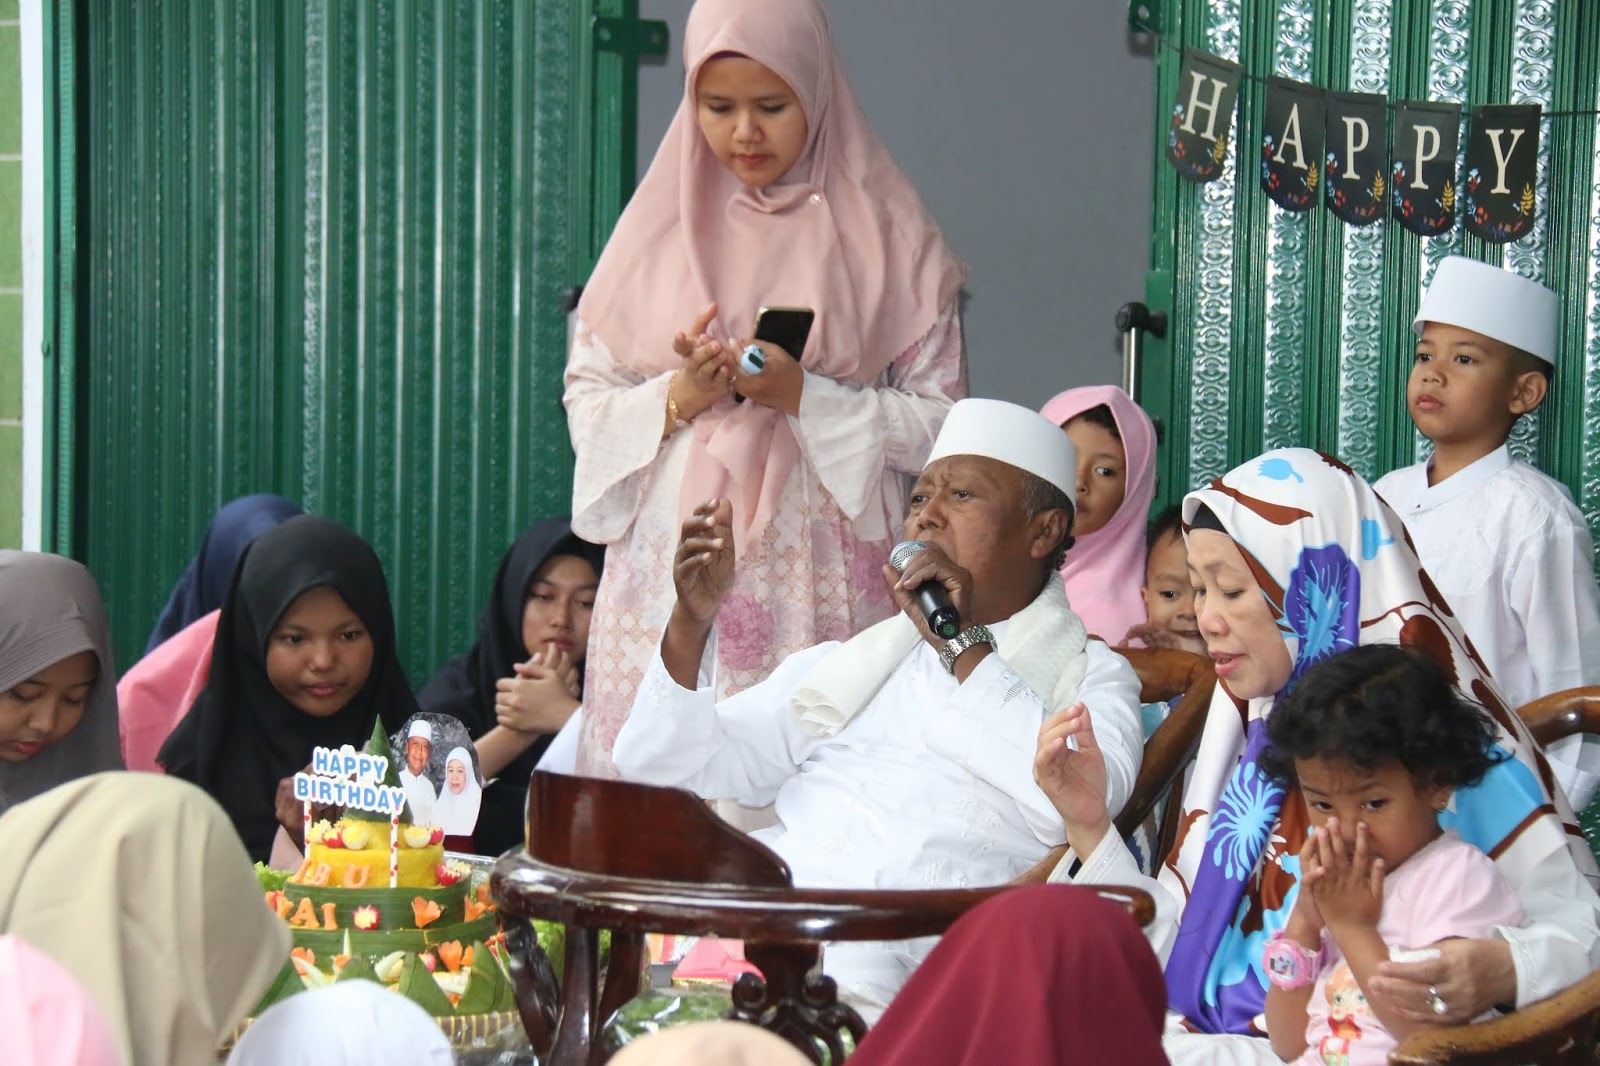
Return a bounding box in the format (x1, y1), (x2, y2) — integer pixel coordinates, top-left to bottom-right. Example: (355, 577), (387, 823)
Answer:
(924, 398), (1076, 497)
(1414, 256), (1558, 366)
(407, 720), (433, 742)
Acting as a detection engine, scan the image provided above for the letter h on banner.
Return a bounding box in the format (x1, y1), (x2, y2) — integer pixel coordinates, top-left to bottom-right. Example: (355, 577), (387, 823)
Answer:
(1169, 48), (1242, 183)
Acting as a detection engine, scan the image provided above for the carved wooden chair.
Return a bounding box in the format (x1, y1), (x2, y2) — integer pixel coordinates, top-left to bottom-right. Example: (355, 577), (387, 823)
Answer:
(489, 770), (1156, 1065)
(1014, 646), (1216, 884)
(1388, 684), (1600, 1065)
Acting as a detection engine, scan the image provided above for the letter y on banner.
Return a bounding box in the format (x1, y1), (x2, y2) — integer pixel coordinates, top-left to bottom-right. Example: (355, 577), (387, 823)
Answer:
(1324, 91), (1388, 226)
(1168, 48), (1242, 183)
(1464, 104), (1541, 243)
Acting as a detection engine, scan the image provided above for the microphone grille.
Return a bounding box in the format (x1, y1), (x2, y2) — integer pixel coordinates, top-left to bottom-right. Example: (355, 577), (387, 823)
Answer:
(888, 540), (927, 573)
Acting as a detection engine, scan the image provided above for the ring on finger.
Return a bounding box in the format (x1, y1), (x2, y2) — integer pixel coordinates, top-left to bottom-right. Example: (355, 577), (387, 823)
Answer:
(1426, 986), (1447, 1016)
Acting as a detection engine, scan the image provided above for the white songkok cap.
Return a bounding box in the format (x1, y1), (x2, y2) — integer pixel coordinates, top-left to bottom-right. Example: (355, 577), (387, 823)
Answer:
(1414, 255), (1558, 367)
(924, 398), (1076, 497)
(407, 719), (433, 742)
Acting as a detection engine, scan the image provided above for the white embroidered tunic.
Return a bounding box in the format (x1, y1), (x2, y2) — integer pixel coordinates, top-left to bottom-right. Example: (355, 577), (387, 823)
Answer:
(613, 627), (1144, 1011)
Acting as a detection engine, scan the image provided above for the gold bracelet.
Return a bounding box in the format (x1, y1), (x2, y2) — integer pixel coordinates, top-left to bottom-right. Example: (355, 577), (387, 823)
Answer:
(667, 373), (692, 430)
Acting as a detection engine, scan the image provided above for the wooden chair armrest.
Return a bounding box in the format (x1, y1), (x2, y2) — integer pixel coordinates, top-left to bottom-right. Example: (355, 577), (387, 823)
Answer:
(491, 857), (1156, 938)
(1517, 687), (1600, 747)
(1113, 680), (1212, 842)
(1388, 968), (1600, 1065)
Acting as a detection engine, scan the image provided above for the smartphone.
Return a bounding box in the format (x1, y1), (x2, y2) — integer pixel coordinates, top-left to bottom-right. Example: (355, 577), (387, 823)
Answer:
(753, 306), (815, 362)
(733, 306), (815, 403)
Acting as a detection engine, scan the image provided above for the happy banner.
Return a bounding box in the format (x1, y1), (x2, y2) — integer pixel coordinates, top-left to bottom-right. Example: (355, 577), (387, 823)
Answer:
(1170, 45), (1543, 244)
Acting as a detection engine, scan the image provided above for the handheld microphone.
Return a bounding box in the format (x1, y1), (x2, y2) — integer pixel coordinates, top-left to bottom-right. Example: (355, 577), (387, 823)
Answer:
(888, 540), (962, 639)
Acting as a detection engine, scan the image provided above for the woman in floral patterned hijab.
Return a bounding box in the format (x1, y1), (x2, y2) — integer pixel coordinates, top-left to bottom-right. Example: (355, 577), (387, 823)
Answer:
(1039, 448), (1599, 1061)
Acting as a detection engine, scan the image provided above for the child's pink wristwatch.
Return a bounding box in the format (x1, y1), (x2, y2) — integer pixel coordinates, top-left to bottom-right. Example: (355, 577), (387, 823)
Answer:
(1263, 929), (1323, 990)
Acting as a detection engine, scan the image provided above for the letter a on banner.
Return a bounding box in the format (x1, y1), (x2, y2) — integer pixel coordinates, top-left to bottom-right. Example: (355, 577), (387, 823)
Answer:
(1463, 104), (1541, 243)
(1323, 91), (1387, 226)
(1391, 100), (1462, 236)
(1168, 48), (1242, 183)
(1261, 77), (1325, 211)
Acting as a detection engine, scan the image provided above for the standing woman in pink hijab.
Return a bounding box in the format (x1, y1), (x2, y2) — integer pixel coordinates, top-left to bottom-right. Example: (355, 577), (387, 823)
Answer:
(566, 0), (968, 777)
(1037, 386), (1157, 643)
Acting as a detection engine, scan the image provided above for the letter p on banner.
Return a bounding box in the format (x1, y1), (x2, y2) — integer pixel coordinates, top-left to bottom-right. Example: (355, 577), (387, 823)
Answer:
(1168, 48), (1242, 183)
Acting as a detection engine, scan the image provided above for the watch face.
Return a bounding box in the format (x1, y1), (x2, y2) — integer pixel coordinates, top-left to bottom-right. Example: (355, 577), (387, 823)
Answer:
(1263, 939), (1313, 990)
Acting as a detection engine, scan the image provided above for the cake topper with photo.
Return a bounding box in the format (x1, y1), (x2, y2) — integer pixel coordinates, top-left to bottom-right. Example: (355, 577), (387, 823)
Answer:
(389, 712), (483, 837)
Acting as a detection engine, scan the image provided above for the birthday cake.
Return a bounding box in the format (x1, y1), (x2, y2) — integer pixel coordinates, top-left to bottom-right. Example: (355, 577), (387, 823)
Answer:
(251, 722), (514, 1023)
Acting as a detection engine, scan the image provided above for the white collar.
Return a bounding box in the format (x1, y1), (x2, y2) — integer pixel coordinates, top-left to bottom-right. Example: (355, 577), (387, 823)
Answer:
(1412, 445), (1512, 510)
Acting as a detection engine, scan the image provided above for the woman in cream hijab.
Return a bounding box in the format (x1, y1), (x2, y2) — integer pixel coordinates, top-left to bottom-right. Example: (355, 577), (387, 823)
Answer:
(0, 773), (289, 1066)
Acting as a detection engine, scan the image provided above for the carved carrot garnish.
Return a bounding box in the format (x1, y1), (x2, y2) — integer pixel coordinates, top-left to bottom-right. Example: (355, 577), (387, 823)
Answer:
(411, 897), (443, 929)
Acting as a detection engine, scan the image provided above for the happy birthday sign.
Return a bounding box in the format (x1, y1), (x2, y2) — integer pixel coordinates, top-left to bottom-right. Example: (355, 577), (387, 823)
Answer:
(293, 745), (408, 815)
(1166, 43), (1544, 243)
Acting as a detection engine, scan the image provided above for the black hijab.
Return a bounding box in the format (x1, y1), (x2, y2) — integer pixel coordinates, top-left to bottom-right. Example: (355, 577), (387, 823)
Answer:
(157, 515), (419, 861)
(417, 517), (604, 855)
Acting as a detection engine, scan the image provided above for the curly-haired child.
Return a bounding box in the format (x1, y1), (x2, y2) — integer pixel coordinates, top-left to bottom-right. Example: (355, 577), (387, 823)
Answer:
(1258, 644), (1524, 1065)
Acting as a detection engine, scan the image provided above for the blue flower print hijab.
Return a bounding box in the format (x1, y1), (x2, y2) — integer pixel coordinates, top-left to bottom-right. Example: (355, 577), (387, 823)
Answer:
(1160, 448), (1592, 1035)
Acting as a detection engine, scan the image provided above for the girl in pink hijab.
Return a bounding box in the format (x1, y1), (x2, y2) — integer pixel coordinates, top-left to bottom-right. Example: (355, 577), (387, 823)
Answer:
(566, 0), (967, 777)
(0, 935), (123, 1066)
(1037, 386), (1157, 642)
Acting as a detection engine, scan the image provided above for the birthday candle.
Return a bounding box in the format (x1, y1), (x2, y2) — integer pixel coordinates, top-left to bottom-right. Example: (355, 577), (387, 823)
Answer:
(389, 812), (400, 888)
(303, 800), (312, 852)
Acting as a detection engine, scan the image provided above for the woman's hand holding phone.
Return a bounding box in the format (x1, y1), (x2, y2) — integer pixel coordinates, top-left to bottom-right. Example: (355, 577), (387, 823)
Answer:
(729, 338), (803, 415)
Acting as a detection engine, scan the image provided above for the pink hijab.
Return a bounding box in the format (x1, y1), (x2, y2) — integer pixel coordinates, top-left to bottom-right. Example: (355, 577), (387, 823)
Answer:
(576, 0), (965, 546)
(1038, 386), (1157, 641)
(0, 935), (123, 1066)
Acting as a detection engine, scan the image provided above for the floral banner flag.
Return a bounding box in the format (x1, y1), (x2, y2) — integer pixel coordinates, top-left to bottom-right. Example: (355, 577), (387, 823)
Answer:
(1463, 104), (1541, 244)
(1324, 91), (1388, 226)
(1261, 77), (1325, 212)
(1391, 100), (1462, 236)
(1168, 48), (1242, 183)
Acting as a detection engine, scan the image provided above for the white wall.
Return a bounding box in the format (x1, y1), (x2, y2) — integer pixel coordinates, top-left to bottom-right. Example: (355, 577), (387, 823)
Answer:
(636, 0), (1157, 407)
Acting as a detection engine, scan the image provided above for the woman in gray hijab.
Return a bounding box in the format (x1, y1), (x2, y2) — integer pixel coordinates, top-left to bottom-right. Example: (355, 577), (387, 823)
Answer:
(0, 551), (124, 812)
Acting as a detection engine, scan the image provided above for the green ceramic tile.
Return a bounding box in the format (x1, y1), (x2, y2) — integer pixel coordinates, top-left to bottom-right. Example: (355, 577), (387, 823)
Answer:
(0, 293), (18, 420)
(0, 28), (19, 155)
(0, 422), (20, 550)
(0, 1), (16, 24)
(0, 161), (17, 288)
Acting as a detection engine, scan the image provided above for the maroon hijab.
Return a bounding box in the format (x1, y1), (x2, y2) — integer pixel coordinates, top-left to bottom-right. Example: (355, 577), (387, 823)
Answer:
(849, 885), (1169, 1065)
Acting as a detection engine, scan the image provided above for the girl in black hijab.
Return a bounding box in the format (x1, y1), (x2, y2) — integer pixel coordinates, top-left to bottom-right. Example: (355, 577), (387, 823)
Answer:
(417, 518), (603, 856)
(157, 515), (418, 862)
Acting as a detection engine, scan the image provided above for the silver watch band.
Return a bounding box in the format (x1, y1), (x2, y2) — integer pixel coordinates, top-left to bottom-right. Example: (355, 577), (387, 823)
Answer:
(939, 624), (995, 673)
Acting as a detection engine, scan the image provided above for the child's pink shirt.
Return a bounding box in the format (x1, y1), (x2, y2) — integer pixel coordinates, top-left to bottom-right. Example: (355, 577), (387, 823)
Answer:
(1295, 831), (1524, 1066)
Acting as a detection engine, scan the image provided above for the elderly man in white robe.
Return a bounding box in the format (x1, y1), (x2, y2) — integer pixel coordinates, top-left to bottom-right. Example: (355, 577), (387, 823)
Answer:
(612, 398), (1145, 1013)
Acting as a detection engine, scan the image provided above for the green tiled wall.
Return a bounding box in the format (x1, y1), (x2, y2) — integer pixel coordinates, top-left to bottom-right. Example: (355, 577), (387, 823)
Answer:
(0, 5), (19, 549)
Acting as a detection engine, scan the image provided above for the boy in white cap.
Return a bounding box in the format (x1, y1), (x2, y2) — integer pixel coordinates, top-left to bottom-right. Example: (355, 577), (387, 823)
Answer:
(613, 398), (1144, 1014)
(1375, 255), (1600, 809)
(398, 719), (437, 823)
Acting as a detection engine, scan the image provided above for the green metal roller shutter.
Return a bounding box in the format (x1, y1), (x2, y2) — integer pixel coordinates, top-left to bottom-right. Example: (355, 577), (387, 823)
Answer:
(52, 0), (661, 679)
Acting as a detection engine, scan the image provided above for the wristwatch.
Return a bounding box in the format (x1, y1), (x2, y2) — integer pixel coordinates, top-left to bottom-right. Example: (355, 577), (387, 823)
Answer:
(1263, 929), (1324, 991)
(939, 624), (994, 674)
